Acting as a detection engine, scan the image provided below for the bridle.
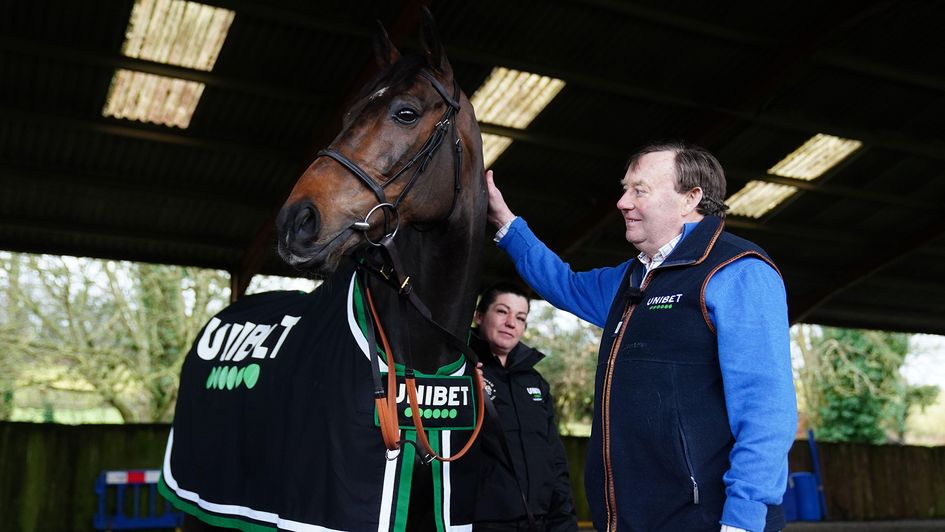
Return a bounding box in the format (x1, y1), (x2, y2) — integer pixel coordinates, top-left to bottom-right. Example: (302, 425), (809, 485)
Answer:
(316, 69), (484, 463)
(317, 69), (464, 245)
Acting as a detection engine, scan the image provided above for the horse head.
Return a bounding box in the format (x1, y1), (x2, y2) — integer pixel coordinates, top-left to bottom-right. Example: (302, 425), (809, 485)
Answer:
(277, 12), (484, 276)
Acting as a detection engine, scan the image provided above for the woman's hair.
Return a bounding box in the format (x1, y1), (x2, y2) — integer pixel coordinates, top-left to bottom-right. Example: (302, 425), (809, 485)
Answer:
(475, 282), (529, 315)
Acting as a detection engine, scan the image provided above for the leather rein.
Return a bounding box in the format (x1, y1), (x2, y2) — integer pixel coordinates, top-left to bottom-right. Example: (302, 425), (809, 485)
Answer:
(315, 69), (483, 463)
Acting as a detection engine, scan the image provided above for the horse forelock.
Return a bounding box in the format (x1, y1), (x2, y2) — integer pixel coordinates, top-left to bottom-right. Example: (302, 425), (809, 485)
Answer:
(355, 54), (429, 103)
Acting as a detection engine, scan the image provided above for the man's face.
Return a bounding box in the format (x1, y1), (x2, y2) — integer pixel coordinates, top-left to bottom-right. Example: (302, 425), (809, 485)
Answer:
(616, 151), (701, 258)
(475, 292), (529, 357)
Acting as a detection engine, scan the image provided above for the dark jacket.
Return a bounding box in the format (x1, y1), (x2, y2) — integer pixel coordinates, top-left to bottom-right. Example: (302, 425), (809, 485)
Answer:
(471, 330), (579, 532)
(590, 216), (785, 532)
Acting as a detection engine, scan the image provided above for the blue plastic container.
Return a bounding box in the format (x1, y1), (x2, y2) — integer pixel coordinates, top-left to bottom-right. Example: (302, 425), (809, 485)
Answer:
(782, 475), (798, 521)
(790, 472), (822, 521)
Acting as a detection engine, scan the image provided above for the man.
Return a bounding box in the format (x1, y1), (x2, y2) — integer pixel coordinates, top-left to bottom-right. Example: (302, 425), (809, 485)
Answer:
(472, 282), (579, 532)
(485, 142), (797, 532)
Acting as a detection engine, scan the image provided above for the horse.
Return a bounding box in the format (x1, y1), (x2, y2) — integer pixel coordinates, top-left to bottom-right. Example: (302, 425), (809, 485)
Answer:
(160, 11), (488, 532)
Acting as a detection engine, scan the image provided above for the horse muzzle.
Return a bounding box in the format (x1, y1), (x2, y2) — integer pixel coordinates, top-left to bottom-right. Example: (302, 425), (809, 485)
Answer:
(276, 199), (394, 273)
(276, 199), (341, 272)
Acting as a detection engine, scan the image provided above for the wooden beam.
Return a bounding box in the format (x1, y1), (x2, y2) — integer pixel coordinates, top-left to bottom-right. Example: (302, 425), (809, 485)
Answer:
(0, 164), (269, 210)
(817, 50), (945, 94)
(573, 0), (770, 46)
(789, 218), (945, 323)
(725, 169), (942, 213)
(0, 216), (243, 255)
(0, 34), (323, 104)
(0, 107), (295, 162)
(479, 123), (623, 160)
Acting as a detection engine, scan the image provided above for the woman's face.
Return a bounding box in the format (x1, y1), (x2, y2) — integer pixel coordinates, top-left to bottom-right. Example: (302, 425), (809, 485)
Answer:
(475, 292), (529, 357)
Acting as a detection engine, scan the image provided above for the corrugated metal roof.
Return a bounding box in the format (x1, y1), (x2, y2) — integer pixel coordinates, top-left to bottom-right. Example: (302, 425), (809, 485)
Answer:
(2, 0), (945, 333)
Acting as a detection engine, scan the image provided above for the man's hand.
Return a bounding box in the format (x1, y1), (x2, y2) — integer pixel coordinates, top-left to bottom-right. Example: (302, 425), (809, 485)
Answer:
(485, 170), (516, 229)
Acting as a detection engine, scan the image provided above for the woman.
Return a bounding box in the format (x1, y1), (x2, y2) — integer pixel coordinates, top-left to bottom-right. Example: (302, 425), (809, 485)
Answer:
(471, 282), (579, 532)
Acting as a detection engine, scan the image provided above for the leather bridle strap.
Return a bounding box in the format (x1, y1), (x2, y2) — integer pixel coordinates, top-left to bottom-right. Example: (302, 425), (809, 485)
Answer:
(315, 70), (462, 236)
(361, 275), (402, 451)
(357, 236), (486, 462)
(319, 149), (387, 205)
(419, 70), (460, 111)
(363, 277), (485, 463)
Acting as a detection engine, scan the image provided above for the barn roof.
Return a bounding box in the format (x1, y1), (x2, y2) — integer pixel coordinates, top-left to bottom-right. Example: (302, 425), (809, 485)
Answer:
(3, 0), (945, 334)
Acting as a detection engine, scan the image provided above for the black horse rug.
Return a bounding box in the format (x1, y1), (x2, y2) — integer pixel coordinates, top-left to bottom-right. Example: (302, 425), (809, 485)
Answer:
(159, 262), (479, 531)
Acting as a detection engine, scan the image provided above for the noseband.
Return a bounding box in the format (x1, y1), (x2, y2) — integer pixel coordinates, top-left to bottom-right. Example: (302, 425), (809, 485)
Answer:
(316, 70), (463, 245)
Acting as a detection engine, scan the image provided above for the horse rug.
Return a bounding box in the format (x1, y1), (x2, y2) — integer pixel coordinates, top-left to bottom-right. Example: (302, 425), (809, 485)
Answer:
(159, 262), (478, 531)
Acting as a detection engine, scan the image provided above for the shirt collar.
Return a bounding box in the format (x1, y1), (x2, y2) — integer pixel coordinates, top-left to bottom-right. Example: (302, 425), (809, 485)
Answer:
(636, 221), (700, 270)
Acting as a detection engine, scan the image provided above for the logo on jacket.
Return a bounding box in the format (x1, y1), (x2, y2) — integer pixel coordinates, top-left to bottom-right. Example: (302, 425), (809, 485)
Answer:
(645, 293), (684, 311)
(526, 386), (542, 401)
(483, 377), (496, 401)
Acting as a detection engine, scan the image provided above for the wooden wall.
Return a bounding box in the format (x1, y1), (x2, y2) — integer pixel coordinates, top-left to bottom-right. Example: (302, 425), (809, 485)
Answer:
(2, 422), (943, 531)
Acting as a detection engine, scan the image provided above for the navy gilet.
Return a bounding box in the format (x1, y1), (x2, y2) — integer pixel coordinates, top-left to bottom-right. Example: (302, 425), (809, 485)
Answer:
(585, 215), (785, 532)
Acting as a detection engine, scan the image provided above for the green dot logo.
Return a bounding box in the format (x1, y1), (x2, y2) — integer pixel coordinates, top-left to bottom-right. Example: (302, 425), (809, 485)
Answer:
(226, 366), (238, 390)
(235, 367), (245, 387)
(404, 407), (412, 418)
(242, 364), (261, 389)
(432, 409), (441, 419)
(216, 366), (228, 389)
(449, 409), (457, 419)
(206, 367), (219, 389)
(423, 408), (433, 419)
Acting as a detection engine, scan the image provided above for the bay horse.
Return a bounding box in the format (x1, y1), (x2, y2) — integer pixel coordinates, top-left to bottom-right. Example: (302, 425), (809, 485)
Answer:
(160, 12), (487, 532)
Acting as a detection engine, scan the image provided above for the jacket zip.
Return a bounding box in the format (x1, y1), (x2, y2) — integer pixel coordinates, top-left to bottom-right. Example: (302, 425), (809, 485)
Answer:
(601, 274), (652, 531)
(678, 425), (700, 504)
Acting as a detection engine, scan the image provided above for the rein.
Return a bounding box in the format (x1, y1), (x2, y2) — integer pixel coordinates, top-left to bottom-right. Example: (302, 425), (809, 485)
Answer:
(360, 255), (485, 463)
(321, 69), (484, 463)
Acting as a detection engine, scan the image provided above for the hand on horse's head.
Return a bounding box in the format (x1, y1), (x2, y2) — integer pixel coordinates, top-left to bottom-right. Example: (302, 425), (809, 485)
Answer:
(485, 170), (516, 229)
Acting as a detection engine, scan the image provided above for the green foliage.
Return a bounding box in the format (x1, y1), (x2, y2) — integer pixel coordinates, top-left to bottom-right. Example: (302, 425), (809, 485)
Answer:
(0, 252), (230, 422)
(522, 303), (601, 434)
(794, 325), (940, 443)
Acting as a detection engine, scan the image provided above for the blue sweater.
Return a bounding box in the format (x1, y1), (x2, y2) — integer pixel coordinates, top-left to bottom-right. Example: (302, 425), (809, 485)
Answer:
(498, 217), (797, 532)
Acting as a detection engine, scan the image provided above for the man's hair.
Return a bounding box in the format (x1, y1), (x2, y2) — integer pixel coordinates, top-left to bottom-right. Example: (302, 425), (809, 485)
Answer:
(476, 282), (529, 315)
(626, 141), (729, 217)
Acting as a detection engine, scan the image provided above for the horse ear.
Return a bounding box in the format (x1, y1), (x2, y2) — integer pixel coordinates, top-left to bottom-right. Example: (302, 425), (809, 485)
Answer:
(373, 20), (400, 67)
(419, 7), (452, 76)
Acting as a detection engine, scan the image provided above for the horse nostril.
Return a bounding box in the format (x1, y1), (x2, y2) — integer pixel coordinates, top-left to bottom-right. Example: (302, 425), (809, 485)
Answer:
(294, 203), (321, 238)
(277, 200), (321, 251)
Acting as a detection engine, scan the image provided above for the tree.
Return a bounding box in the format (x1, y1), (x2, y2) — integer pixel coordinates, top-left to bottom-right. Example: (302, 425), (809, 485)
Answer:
(0, 252), (230, 422)
(523, 303), (601, 434)
(793, 325), (939, 443)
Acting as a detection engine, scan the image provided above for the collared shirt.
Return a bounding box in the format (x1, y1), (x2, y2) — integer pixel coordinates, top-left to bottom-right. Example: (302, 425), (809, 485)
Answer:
(636, 232), (683, 276)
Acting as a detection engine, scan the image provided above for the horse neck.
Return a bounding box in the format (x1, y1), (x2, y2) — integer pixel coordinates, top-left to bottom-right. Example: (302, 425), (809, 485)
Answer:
(369, 100), (485, 374)
(370, 214), (483, 374)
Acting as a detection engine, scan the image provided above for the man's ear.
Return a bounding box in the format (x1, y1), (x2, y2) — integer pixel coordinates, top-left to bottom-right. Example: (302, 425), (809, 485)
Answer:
(687, 187), (704, 214)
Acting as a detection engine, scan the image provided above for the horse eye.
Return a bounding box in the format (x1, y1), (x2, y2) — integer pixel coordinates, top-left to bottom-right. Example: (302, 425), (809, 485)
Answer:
(393, 107), (419, 125)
